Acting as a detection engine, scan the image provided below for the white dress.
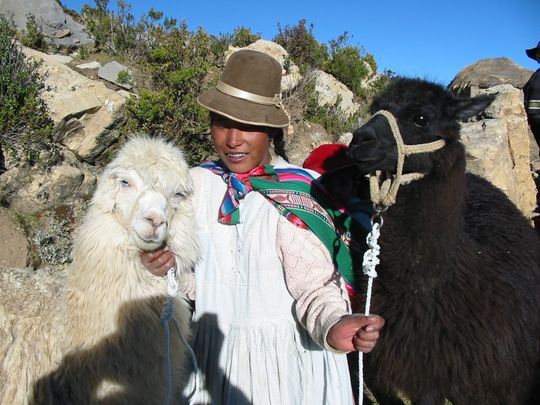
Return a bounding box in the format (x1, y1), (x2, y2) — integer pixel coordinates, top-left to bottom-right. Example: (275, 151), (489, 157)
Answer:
(183, 158), (354, 405)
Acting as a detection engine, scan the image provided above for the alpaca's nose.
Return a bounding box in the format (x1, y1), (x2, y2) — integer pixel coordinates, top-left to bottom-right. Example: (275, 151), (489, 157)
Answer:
(144, 213), (166, 228)
(349, 126), (378, 160)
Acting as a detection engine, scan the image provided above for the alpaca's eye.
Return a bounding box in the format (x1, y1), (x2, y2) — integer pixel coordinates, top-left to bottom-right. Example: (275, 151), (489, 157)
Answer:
(174, 191), (185, 198)
(413, 114), (429, 128)
(119, 179), (130, 188)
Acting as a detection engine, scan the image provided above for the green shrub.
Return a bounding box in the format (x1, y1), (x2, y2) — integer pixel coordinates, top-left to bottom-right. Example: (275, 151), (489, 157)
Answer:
(0, 14), (54, 166)
(325, 33), (374, 98)
(20, 14), (46, 50)
(117, 69), (131, 84)
(273, 19), (329, 72)
(228, 26), (261, 47)
(126, 22), (223, 165)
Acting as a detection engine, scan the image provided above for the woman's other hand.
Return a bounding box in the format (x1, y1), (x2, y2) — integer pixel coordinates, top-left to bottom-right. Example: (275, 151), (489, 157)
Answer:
(327, 314), (385, 353)
(140, 248), (175, 277)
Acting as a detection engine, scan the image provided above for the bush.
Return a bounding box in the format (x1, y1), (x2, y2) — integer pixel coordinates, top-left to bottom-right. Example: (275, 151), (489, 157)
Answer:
(325, 33), (374, 98)
(117, 69), (131, 84)
(20, 14), (46, 51)
(227, 26), (261, 48)
(273, 19), (329, 72)
(0, 14), (55, 166)
(284, 73), (361, 138)
(125, 21), (226, 164)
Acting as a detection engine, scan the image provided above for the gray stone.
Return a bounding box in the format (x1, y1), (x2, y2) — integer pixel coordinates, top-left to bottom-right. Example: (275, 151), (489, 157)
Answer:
(23, 47), (126, 162)
(0, 0), (93, 47)
(98, 61), (133, 90)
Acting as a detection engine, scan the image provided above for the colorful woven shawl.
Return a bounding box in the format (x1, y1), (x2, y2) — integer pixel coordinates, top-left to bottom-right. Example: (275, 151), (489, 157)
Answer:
(200, 161), (358, 290)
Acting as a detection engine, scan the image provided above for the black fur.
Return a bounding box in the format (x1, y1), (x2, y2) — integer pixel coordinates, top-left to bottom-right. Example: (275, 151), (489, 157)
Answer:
(338, 78), (540, 405)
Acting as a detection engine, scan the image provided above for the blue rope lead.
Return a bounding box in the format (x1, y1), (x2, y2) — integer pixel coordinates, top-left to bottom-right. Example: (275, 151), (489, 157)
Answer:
(161, 266), (199, 405)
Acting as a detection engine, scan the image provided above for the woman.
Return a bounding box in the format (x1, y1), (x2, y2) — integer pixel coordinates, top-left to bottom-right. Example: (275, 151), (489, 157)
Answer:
(142, 49), (384, 404)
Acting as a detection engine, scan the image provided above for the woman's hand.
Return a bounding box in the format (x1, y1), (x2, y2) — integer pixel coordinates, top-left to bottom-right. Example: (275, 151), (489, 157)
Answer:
(326, 314), (385, 353)
(140, 248), (176, 277)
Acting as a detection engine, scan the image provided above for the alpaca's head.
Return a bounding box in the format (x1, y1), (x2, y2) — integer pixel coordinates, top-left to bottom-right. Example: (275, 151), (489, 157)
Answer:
(90, 136), (193, 251)
(348, 78), (494, 175)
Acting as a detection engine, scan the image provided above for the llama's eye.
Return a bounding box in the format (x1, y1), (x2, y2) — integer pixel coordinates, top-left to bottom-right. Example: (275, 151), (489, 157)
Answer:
(174, 191), (185, 198)
(413, 114), (429, 128)
(119, 179), (130, 188)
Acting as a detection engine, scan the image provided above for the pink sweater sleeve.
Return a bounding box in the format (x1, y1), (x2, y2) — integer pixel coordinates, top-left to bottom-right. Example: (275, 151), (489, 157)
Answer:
(276, 215), (351, 351)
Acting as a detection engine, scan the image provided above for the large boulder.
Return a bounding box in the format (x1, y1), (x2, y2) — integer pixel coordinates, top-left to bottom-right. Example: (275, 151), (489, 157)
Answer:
(461, 84), (536, 218)
(0, 0), (92, 47)
(309, 70), (360, 117)
(450, 57), (534, 96)
(23, 47), (127, 164)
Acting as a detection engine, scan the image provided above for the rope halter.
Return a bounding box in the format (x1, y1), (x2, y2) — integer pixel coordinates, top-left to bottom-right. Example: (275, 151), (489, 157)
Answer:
(368, 110), (446, 209)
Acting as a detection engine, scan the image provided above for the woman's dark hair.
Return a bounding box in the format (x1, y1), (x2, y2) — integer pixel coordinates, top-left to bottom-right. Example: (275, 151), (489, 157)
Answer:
(269, 127), (288, 162)
(209, 112), (289, 162)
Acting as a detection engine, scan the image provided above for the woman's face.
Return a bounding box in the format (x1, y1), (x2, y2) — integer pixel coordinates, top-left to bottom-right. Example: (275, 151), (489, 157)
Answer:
(211, 116), (272, 173)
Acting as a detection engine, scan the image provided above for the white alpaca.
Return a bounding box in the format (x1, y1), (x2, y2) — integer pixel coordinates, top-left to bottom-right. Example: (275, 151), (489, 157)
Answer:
(0, 136), (198, 404)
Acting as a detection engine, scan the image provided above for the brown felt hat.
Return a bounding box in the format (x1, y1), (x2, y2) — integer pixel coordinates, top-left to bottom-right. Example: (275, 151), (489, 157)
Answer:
(197, 49), (290, 128)
(526, 41), (540, 60)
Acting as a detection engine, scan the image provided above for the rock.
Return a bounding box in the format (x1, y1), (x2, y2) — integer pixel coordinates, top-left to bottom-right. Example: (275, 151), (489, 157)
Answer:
(76, 61), (102, 70)
(310, 70), (359, 117)
(54, 28), (71, 39)
(9, 164), (94, 215)
(47, 54), (73, 64)
(117, 89), (136, 99)
(0, 0), (93, 47)
(0, 208), (30, 268)
(286, 121), (334, 166)
(461, 84), (536, 218)
(98, 61), (133, 90)
(22, 47), (127, 163)
(450, 57), (534, 96)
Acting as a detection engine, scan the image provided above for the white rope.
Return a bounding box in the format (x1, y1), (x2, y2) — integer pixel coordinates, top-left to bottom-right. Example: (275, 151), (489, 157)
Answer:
(358, 218), (382, 405)
(161, 266), (199, 405)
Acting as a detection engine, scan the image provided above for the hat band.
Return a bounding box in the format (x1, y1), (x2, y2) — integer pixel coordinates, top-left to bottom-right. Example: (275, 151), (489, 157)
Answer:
(216, 80), (281, 106)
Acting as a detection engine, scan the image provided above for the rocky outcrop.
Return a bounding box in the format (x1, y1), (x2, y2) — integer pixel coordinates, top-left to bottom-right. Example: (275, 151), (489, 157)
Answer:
(309, 70), (359, 117)
(0, 0), (92, 47)
(449, 57), (534, 96)
(449, 58), (538, 220)
(461, 84), (536, 218)
(23, 47), (128, 164)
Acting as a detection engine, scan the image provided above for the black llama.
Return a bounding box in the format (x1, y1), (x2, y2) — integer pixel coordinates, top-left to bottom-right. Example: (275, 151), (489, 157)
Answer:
(327, 78), (540, 405)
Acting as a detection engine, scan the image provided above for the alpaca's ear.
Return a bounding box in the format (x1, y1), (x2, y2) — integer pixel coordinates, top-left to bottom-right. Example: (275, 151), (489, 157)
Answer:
(92, 168), (119, 213)
(451, 95), (495, 121)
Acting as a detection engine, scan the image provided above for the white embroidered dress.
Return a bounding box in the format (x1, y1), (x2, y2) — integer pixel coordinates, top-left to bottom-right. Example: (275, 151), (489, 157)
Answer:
(183, 158), (354, 404)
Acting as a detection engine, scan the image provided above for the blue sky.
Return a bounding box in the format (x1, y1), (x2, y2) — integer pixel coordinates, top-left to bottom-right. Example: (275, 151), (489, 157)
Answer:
(62, 0), (539, 85)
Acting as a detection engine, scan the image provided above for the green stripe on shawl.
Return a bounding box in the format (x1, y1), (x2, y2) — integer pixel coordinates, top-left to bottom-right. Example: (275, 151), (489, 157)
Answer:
(249, 177), (355, 288)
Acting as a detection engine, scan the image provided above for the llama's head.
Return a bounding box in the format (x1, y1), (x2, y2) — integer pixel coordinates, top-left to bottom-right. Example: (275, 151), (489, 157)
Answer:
(348, 78), (494, 175)
(90, 136), (193, 251)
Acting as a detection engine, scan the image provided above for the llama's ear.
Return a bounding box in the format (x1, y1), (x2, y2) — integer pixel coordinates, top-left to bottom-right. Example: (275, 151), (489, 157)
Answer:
(451, 95), (495, 121)
(92, 167), (119, 213)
